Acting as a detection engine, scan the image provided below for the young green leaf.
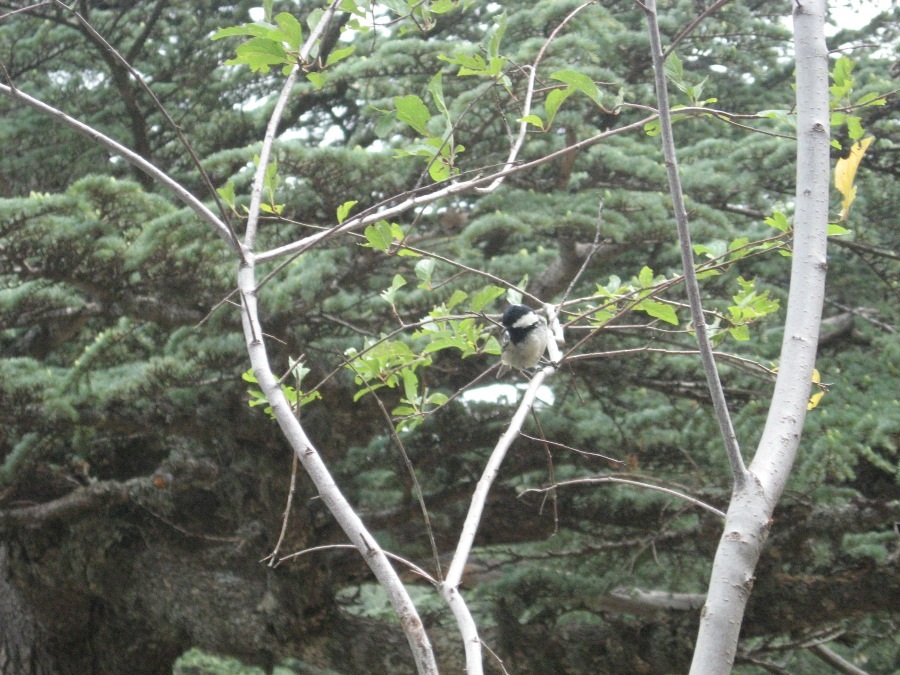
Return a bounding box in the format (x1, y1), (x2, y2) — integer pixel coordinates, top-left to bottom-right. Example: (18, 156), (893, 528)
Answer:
(274, 12), (303, 51)
(326, 45), (356, 67)
(545, 88), (574, 128)
(394, 95), (432, 136)
(337, 200), (357, 223)
(764, 211), (790, 232)
(469, 285), (506, 313)
(306, 72), (326, 89)
(380, 274), (407, 305)
(488, 13), (507, 59)
(363, 221), (395, 252)
(550, 69), (601, 104)
(636, 300), (678, 325)
(520, 114), (544, 129)
(415, 258), (436, 288)
(226, 37), (289, 74)
(216, 182), (236, 208)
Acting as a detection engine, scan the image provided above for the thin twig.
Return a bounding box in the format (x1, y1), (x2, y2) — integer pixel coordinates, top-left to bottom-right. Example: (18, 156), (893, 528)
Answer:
(0, 81), (235, 248)
(518, 432), (625, 465)
(262, 445), (299, 567)
(559, 198), (605, 307)
(477, 1), (597, 194)
(522, 475), (726, 519)
(274, 543), (437, 584)
(342, 356), (443, 581)
(49, 0), (242, 256)
(255, 116), (658, 263)
(665, 0), (736, 59)
(530, 411), (559, 533)
(641, 0), (747, 488)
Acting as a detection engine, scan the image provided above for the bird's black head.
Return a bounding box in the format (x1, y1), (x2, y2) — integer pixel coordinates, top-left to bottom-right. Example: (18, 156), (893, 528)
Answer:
(501, 304), (536, 329)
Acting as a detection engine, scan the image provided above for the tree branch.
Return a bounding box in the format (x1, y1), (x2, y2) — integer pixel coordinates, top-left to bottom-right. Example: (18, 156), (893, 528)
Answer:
(235, 4), (438, 673)
(0, 80), (237, 251)
(641, 0), (748, 488)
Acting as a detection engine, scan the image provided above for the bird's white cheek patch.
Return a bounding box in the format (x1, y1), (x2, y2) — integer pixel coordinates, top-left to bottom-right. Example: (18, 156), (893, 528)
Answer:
(512, 316), (539, 329)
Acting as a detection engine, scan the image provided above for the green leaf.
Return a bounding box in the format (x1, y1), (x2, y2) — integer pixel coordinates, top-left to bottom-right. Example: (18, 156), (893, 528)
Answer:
(326, 45), (356, 67)
(446, 289), (468, 310)
(827, 223), (851, 236)
(664, 52), (684, 84)
(637, 300), (678, 325)
(264, 158), (278, 189)
(550, 69), (601, 104)
(212, 22), (279, 41)
(381, 274), (407, 305)
(643, 120), (661, 137)
(545, 88), (574, 128)
(339, 0), (365, 16)
(428, 72), (450, 121)
(520, 114), (544, 129)
(394, 95), (432, 135)
(764, 211), (790, 232)
(694, 240), (727, 259)
(337, 200), (357, 223)
(401, 368), (418, 403)
(487, 13), (507, 59)
(427, 392), (449, 406)
(216, 181), (236, 208)
(469, 285), (506, 313)
(363, 221), (395, 252)
(225, 37), (289, 74)
(591, 309), (615, 325)
(729, 325), (750, 341)
(274, 12), (303, 50)
(728, 237), (750, 260)
(638, 266), (654, 288)
(288, 357), (310, 384)
(306, 72), (326, 89)
(846, 115), (864, 140)
(414, 258), (436, 288)
(855, 91), (886, 106)
(429, 0), (455, 13)
(832, 56), (854, 87)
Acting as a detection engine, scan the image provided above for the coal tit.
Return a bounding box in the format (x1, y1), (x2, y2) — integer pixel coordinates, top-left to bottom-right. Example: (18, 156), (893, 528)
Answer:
(497, 304), (550, 376)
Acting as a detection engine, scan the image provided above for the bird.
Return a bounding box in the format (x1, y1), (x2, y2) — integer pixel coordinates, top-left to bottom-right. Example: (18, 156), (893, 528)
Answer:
(497, 304), (550, 377)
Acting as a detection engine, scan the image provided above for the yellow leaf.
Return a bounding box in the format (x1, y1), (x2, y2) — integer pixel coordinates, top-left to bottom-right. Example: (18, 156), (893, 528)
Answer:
(835, 137), (874, 221)
(808, 390), (824, 410)
(807, 368), (824, 410)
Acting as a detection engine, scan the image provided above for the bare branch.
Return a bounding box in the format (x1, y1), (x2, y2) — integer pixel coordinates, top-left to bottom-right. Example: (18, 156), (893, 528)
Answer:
(807, 644), (870, 675)
(641, 0), (748, 488)
(522, 475), (726, 519)
(254, 115), (657, 264)
(477, 1), (597, 194)
(442, 365), (557, 672)
(234, 4), (439, 673)
(0, 81), (236, 250)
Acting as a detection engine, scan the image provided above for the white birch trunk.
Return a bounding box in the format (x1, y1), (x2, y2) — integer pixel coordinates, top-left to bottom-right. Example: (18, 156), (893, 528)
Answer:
(689, 1), (831, 671)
